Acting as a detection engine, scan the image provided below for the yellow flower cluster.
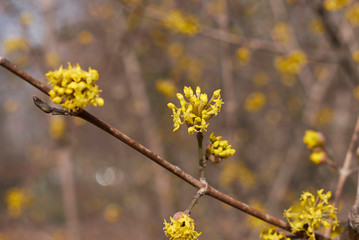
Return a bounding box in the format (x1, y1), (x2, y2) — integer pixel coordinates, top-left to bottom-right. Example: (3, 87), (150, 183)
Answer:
(3, 37), (28, 54)
(303, 130), (324, 150)
(5, 188), (31, 218)
(163, 213), (201, 240)
(274, 50), (307, 76)
(324, 0), (351, 11)
(260, 226), (289, 240)
(156, 79), (177, 98)
(346, 3), (359, 26)
(271, 22), (291, 44)
(206, 133), (235, 162)
(303, 130), (327, 165)
(167, 86), (223, 134)
(236, 47), (251, 65)
(164, 10), (200, 35)
(311, 20), (324, 35)
(244, 92), (266, 112)
(46, 63), (104, 112)
(284, 189), (338, 240)
(219, 161), (256, 188)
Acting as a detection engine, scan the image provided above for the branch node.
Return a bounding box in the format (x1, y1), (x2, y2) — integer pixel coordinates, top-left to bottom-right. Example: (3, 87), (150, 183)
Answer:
(33, 96), (70, 115)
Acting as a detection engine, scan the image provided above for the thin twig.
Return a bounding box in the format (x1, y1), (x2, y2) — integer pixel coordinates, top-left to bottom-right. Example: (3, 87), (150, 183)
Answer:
(333, 115), (359, 208)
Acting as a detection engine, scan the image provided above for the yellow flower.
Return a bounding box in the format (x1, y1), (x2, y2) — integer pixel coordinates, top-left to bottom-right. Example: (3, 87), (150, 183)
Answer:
(316, 107), (333, 125)
(274, 50), (307, 76)
(45, 52), (61, 68)
(206, 133), (236, 162)
(352, 50), (359, 62)
(346, 3), (359, 26)
(77, 31), (93, 45)
(46, 63), (104, 112)
(311, 20), (324, 35)
(5, 188), (31, 218)
(163, 212), (201, 240)
(19, 12), (33, 26)
(303, 130), (325, 150)
(3, 37), (28, 54)
(324, 0), (351, 11)
(284, 189), (338, 240)
(310, 151), (327, 165)
(244, 92), (266, 112)
(103, 204), (121, 223)
(353, 85), (359, 100)
(156, 79), (177, 98)
(167, 86), (223, 134)
(271, 22), (291, 44)
(168, 42), (184, 58)
(164, 10), (200, 35)
(236, 47), (251, 65)
(260, 226), (289, 240)
(219, 161), (256, 188)
(49, 116), (66, 140)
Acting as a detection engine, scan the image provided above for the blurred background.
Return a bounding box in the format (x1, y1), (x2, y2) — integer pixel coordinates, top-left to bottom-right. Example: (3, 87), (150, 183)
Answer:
(1, 0), (359, 239)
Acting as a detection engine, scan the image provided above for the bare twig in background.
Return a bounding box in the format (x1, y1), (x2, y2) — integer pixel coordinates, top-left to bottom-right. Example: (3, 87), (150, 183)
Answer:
(216, 0), (236, 140)
(57, 148), (81, 240)
(313, 2), (359, 86)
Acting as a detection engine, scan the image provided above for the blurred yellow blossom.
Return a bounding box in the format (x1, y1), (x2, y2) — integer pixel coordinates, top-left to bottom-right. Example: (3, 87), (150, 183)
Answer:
(3, 37), (28, 54)
(171, 55), (204, 82)
(163, 212), (201, 240)
(77, 31), (93, 45)
(46, 63), (104, 112)
(49, 116), (66, 140)
(156, 79), (177, 98)
(104, 204), (121, 223)
(352, 50), (359, 62)
(219, 161), (256, 188)
(310, 151), (327, 165)
(45, 52), (61, 68)
(167, 86), (223, 134)
(316, 107), (333, 125)
(354, 85), (359, 99)
(206, 133), (236, 163)
(168, 42), (184, 58)
(260, 226), (289, 240)
(346, 4), (359, 26)
(246, 200), (267, 230)
(19, 12), (34, 26)
(303, 130), (325, 150)
(324, 0), (351, 11)
(275, 50), (307, 76)
(271, 22), (291, 44)
(5, 188), (32, 218)
(164, 10), (200, 35)
(311, 20), (324, 35)
(244, 92), (266, 112)
(284, 189), (338, 240)
(236, 47), (251, 65)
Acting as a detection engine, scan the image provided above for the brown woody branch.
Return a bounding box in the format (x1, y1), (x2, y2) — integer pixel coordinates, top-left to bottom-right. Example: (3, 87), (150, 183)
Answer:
(1, 56), (334, 239)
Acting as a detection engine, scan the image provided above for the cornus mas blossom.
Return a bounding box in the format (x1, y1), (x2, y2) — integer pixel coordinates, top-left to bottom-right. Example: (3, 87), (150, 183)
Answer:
(206, 133), (236, 163)
(167, 86), (223, 134)
(260, 226), (289, 240)
(46, 63), (104, 112)
(163, 213), (201, 240)
(284, 189), (338, 240)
